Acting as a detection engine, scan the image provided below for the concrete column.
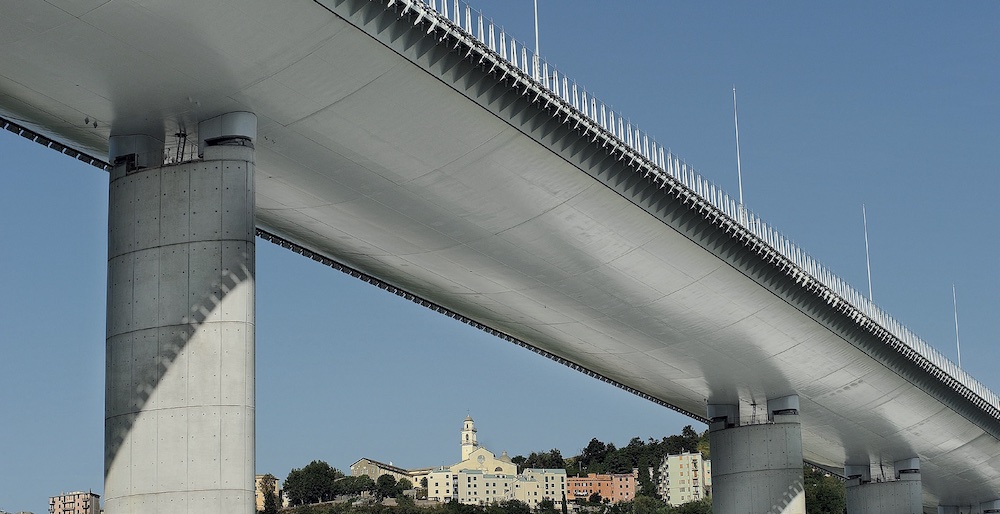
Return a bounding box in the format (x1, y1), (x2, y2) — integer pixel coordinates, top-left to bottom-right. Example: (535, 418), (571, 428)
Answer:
(105, 112), (257, 513)
(708, 395), (805, 514)
(844, 458), (921, 514)
(938, 501), (1000, 514)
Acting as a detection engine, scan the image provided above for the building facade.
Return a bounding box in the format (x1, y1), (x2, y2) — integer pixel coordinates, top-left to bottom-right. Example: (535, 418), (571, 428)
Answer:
(513, 468), (567, 508)
(254, 474), (282, 511)
(452, 417), (517, 476)
(425, 417), (564, 508)
(456, 470), (514, 505)
(351, 458), (414, 485)
(48, 492), (100, 514)
(566, 473), (635, 504)
(427, 468), (460, 502)
(656, 452), (711, 506)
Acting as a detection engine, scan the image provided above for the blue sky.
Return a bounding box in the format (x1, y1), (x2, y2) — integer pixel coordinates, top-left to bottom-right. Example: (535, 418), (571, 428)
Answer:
(1, 2), (998, 512)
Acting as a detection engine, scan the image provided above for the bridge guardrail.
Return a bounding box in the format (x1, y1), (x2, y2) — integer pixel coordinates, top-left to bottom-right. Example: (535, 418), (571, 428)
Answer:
(394, 0), (1000, 417)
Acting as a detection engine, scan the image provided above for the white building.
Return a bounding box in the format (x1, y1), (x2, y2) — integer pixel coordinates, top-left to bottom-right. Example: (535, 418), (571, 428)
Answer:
(656, 452), (711, 506)
(513, 468), (567, 508)
(457, 470), (515, 505)
(427, 468), (459, 502)
(426, 417), (565, 508)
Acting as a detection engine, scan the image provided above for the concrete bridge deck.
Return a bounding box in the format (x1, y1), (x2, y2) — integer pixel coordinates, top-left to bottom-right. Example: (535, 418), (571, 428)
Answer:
(1, 0), (997, 510)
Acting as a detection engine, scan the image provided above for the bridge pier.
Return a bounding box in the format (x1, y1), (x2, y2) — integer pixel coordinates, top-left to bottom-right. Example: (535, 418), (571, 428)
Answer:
(937, 506), (985, 514)
(708, 395), (805, 514)
(844, 458), (921, 514)
(105, 112), (257, 514)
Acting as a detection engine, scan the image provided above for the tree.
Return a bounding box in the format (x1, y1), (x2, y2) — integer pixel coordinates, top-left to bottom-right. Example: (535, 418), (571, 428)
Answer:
(258, 473), (279, 514)
(518, 449), (566, 472)
(580, 438), (610, 468)
(637, 455), (657, 498)
(673, 497), (711, 514)
(420, 477), (429, 488)
(588, 493), (602, 504)
(602, 452), (631, 474)
(537, 499), (557, 513)
(696, 431), (710, 460)
(396, 493), (418, 512)
(397, 478), (413, 496)
(804, 465), (846, 514)
(284, 460), (344, 505)
(632, 496), (668, 514)
(376, 474), (399, 498)
(335, 474), (376, 496)
(501, 500), (532, 514)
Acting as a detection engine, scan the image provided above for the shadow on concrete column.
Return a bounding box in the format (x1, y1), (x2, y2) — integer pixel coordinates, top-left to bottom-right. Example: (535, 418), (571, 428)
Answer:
(105, 113), (257, 513)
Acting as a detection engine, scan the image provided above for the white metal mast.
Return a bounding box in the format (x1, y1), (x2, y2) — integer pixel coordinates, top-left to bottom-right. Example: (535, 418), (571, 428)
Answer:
(733, 86), (744, 206)
(953, 284), (962, 367)
(532, 0), (539, 80)
(863, 204), (873, 301)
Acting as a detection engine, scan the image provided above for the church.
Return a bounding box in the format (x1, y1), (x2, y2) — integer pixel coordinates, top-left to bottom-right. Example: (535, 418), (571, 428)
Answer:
(425, 416), (565, 507)
(451, 415), (518, 475)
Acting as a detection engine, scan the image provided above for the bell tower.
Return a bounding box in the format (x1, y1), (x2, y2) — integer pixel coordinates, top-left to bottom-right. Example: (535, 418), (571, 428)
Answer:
(461, 415), (478, 461)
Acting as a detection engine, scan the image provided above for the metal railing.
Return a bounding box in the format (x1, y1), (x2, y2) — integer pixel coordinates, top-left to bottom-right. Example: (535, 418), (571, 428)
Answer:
(392, 0), (1000, 415)
(162, 132), (198, 165)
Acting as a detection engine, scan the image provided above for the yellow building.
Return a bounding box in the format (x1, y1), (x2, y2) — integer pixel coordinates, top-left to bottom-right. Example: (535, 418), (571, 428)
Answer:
(453, 416), (517, 475)
(656, 451), (711, 506)
(254, 474), (282, 511)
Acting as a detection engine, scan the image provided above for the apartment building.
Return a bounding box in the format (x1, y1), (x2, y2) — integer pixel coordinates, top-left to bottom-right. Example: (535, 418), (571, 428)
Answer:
(566, 473), (635, 504)
(656, 452), (711, 506)
(48, 492), (99, 514)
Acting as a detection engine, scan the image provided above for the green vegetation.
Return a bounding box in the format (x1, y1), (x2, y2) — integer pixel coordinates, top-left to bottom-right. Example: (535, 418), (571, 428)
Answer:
(555, 426), (705, 477)
(283, 461), (377, 506)
(803, 465), (846, 514)
(600, 496), (711, 514)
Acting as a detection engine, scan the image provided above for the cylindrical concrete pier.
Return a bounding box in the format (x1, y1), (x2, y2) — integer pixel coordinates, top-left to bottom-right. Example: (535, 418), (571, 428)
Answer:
(846, 480), (921, 514)
(845, 458), (921, 514)
(105, 114), (256, 513)
(708, 396), (805, 514)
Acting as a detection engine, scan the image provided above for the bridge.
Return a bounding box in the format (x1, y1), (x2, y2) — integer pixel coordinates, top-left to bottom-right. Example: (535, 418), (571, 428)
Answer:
(1, 0), (996, 513)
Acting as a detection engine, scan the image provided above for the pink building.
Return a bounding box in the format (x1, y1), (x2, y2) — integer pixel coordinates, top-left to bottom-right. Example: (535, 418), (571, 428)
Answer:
(566, 473), (635, 504)
(49, 491), (100, 514)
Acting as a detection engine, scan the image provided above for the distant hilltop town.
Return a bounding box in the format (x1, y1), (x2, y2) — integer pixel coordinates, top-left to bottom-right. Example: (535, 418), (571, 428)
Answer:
(33, 417), (714, 514)
(338, 416), (711, 509)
